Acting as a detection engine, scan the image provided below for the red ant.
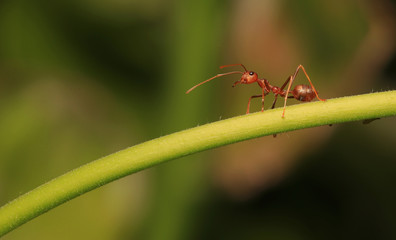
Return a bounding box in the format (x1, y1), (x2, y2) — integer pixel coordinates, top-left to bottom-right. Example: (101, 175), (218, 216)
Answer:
(186, 64), (326, 118)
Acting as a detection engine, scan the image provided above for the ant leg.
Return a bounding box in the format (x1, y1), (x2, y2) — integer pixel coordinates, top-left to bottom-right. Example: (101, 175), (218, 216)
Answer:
(272, 95), (293, 109)
(261, 87), (266, 112)
(246, 95), (262, 114)
(282, 65), (326, 118)
(297, 65), (325, 101)
(272, 95), (293, 138)
(280, 75), (293, 91)
(271, 76), (293, 109)
(271, 95), (278, 109)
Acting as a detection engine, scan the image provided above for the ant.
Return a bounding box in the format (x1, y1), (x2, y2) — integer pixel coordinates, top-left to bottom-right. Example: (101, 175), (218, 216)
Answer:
(186, 64), (326, 118)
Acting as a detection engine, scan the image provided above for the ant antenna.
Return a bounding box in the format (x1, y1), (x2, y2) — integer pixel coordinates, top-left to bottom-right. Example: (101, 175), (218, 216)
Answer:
(186, 71), (243, 94)
(186, 64), (247, 94)
(220, 64), (247, 72)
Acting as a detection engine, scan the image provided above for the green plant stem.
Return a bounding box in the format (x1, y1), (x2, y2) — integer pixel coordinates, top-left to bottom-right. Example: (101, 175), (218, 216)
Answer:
(1, 90), (396, 237)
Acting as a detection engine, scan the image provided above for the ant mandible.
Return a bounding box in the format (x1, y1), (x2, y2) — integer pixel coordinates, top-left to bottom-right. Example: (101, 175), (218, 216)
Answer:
(186, 64), (326, 117)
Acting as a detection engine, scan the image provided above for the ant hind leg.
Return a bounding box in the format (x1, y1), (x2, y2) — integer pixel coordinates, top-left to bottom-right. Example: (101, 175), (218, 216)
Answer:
(282, 65), (325, 118)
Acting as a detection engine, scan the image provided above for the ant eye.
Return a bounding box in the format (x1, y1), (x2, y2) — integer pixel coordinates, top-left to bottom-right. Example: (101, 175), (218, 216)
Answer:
(249, 71), (254, 76)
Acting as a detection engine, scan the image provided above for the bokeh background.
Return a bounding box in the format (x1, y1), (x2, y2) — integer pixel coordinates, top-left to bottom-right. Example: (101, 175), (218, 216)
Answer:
(1, 0), (396, 239)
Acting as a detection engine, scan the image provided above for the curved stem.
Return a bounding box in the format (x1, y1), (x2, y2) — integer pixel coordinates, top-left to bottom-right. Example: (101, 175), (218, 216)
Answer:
(1, 90), (396, 237)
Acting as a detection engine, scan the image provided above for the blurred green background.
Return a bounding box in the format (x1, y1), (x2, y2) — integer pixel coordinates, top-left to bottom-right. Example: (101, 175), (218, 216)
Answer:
(1, 0), (396, 239)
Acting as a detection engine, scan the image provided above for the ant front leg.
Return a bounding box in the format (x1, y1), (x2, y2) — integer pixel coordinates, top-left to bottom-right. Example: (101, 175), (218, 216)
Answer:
(246, 88), (267, 114)
(246, 95), (262, 114)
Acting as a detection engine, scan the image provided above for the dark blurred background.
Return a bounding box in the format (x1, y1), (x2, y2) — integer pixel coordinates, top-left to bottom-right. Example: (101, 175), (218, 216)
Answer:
(1, 0), (396, 239)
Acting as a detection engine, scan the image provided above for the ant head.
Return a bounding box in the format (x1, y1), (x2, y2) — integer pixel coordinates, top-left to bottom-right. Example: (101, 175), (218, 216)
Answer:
(240, 71), (258, 84)
(219, 64), (258, 87)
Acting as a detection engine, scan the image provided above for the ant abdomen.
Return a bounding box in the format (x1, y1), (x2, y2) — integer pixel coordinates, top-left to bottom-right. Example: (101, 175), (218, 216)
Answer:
(292, 85), (316, 102)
